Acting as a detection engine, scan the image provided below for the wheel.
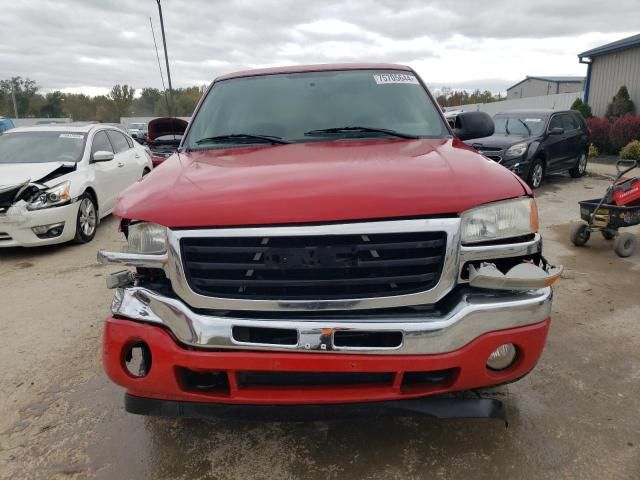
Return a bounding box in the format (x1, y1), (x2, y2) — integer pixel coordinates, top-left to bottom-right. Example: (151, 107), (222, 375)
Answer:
(601, 229), (616, 240)
(73, 194), (97, 243)
(569, 152), (588, 178)
(614, 232), (637, 257)
(527, 158), (545, 189)
(570, 223), (591, 246)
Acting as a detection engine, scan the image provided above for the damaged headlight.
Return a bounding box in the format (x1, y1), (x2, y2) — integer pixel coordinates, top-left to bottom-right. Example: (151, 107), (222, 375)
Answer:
(126, 222), (167, 254)
(27, 181), (72, 210)
(461, 197), (538, 244)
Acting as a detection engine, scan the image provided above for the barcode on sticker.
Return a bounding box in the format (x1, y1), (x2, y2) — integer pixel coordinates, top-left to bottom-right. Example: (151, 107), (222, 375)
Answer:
(373, 73), (419, 85)
(59, 133), (84, 139)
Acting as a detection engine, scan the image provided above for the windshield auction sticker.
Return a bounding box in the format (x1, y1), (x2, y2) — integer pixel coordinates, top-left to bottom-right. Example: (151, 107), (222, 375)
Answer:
(59, 133), (84, 139)
(373, 73), (419, 85)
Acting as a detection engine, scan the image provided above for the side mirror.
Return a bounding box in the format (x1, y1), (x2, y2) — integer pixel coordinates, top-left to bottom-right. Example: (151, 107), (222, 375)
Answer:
(92, 150), (115, 162)
(452, 111), (494, 141)
(549, 127), (564, 135)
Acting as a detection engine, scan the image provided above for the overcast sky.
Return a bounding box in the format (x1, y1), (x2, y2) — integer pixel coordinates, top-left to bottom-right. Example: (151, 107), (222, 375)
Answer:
(1, 0), (638, 96)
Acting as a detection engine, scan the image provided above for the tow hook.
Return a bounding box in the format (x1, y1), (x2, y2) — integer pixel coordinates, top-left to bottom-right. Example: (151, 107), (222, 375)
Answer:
(106, 270), (137, 289)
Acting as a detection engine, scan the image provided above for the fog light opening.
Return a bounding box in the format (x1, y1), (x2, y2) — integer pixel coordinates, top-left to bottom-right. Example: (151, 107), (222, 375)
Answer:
(487, 343), (517, 371)
(32, 222), (65, 239)
(124, 342), (152, 378)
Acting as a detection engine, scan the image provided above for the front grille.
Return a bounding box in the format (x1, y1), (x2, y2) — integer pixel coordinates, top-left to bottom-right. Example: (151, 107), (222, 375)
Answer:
(484, 154), (502, 162)
(181, 230), (447, 300)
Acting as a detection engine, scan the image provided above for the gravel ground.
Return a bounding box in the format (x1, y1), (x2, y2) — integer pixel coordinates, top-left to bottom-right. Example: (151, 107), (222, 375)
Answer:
(0, 162), (639, 480)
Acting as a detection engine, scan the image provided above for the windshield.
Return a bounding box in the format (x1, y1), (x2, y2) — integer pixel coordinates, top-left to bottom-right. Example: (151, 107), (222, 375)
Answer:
(128, 123), (146, 130)
(493, 115), (546, 135)
(0, 131), (87, 164)
(184, 69), (447, 149)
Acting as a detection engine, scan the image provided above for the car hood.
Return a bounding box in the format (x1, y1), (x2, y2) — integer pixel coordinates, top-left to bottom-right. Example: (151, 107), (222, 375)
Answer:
(114, 138), (527, 228)
(465, 133), (531, 150)
(0, 162), (70, 188)
(147, 117), (188, 141)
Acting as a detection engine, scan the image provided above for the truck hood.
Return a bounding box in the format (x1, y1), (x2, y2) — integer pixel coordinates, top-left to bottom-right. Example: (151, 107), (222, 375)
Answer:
(114, 138), (527, 228)
(0, 162), (71, 188)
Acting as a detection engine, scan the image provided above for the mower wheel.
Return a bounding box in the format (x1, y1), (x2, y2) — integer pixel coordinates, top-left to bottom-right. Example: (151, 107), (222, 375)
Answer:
(601, 230), (616, 240)
(570, 223), (591, 247)
(614, 233), (637, 257)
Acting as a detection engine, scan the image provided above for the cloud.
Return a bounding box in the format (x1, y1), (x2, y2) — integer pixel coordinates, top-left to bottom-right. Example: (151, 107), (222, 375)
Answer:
(0, 0), (638, 95)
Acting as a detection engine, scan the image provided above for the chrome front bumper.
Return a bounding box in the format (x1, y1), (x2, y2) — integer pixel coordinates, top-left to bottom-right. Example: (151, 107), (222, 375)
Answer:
(111, 286), (552, 355)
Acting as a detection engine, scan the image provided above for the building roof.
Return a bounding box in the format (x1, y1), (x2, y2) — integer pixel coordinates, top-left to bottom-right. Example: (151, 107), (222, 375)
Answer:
(507, 75), (585, 91)
(579, 33), (640, 59)
(216, 63), (412, 81)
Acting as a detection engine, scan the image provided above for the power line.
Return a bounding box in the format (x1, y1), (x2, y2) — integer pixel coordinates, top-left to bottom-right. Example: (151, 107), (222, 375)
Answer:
(149, 16), (171, 115)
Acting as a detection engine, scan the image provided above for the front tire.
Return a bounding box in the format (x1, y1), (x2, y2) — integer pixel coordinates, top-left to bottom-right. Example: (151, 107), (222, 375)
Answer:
(73, 194), (97, 244)
(527, 158), (545, 189)
(570, 223), (590, 246)
(569, 152), (588, 178)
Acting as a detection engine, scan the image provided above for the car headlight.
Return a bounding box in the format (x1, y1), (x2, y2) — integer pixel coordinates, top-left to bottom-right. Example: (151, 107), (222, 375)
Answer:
(461, 197), (538, 244)
(505, 142), (528, 158)
(126, 222), (167, 254)
(27, 181), (71, 210)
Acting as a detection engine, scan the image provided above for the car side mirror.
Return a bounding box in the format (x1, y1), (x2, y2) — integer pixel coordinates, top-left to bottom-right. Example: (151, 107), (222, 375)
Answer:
(92, 150), (115, 162)
(549, 127), (564, 135)
(452, 111), (494, 140)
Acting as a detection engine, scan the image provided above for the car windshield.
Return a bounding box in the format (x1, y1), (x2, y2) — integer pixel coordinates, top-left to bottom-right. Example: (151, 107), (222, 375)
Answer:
(493, 115), (546, 135)
(0, 131), (87, 164)
(184, 69), (447, 149)
(128, 123), (146, 130)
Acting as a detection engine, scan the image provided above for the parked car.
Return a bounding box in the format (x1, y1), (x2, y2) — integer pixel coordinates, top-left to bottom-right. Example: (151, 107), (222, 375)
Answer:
(0, 124), (152, 247)
(126, 122), (148, 143)
(98, 64), (560, 418)
(0, 117), (15, 133)
(465, 109), (589, 188)
(146, 117), (188, 166)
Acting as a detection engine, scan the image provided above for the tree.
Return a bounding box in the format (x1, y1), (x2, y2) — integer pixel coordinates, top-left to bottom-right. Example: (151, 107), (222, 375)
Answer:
(133, 87), (163, 116)
(606, 86), (635, 119)
(40, 91), (64, 117)
(109, 84), (136, 121)
(0, 76), (38, 117)
(570, 97), (593, 118)
(62, 93), (96, 121)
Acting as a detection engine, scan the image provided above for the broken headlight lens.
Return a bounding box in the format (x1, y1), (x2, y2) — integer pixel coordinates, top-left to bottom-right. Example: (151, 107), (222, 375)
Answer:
(461, 197), (538, 245)
(126, 222), (167, 254)
(27, 181), (72, 210)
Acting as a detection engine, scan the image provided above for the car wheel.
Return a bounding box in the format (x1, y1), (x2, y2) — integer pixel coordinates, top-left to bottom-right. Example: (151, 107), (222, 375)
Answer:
(527, 158), (545, 189)
(569, 152), (588, 178)
(73, 194), (98, 243)
(614, 233), (637, 257)
(570, 223), (590, 246)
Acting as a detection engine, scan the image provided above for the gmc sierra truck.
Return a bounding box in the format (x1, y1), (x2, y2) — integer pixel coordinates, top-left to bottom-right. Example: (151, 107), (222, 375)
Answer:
(98, 64), (561, 418)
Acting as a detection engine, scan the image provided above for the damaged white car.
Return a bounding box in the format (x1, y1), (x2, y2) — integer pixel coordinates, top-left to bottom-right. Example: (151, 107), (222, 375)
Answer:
(0, 125), (152, 247)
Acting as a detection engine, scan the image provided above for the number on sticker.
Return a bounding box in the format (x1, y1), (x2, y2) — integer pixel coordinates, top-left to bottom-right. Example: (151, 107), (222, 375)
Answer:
(373, 73), (419, 85)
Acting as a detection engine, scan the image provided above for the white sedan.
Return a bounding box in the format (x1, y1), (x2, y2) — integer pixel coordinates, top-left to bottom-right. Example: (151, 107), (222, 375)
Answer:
(0, 124), (153, 247)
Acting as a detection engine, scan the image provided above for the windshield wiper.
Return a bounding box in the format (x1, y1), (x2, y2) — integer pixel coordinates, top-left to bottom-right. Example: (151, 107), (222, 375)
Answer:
(194, 134), (291, 145)
(505, 118), (510, 135)
(304, 126), (419, 139)
(517, 119), (531, 136)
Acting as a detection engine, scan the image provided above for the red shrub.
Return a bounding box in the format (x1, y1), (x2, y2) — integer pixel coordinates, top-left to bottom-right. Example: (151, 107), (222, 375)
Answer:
(610, 115), (640, 151)
(586, 117), (612, 153)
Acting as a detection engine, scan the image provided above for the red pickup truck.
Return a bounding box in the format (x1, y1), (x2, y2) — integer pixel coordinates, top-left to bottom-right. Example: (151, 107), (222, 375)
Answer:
(98, 64), (560, 418)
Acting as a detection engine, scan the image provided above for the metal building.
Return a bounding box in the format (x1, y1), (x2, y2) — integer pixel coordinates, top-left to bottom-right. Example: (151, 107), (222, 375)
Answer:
(506, 76), (585, 99)
(579, 33), (640, 117)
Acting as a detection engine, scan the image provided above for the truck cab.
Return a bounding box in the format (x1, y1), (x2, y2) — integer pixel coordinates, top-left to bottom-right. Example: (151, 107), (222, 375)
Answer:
(98, 64), (559, 417)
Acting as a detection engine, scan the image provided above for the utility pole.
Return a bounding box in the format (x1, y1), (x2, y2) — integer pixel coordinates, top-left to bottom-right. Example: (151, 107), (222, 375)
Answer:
(11, 82), (19, 118)
(156, 0), (173, 115)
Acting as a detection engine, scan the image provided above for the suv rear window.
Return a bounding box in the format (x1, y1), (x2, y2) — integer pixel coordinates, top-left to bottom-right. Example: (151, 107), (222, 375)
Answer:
(185, 69), (447, 148)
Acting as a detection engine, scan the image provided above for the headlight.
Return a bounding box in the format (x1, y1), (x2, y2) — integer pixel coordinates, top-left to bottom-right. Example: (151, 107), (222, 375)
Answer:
(461, 198), (538, 244)
(27, 181), (71, 210)
(126, 222), (167, 254)
(505, 142), (528, 158)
